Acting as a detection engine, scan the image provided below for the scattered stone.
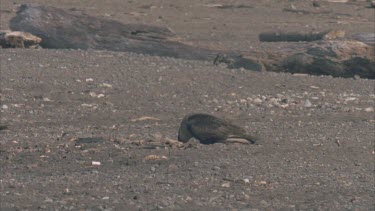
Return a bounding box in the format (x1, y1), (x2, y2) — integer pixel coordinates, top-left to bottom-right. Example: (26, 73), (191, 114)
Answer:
(44, 197), (53, 203)
(168, 164), (178, 171)
(259, 181), (267, 185)
(91, 161), (101, 166)
(81, 103), (98, 108)
(253, 98), (262, 104)
(221, 182), (231, 188)
(364, 107), (374, 112)
(85, 78), (94, 82)
(260, 200), (270, 207)
(304, 99), (312, 107)
(97, 94), (105, 98)
(89, 92), (97, 97)
(212, 166), (221, 171)
(2, 105), (9, 109)
(144, 155), (168, 161)
(131, 116), (161, 122)
(344, 97), (357, 101)
(100, 83), (113, 88)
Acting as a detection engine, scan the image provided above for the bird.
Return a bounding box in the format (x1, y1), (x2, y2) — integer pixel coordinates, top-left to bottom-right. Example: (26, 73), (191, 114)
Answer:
(178, 113), (257, 145)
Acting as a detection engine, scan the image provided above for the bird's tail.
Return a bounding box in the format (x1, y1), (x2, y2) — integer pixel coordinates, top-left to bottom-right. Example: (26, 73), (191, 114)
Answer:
(227, 134), (258, 144)
(243, 135), (257, 144)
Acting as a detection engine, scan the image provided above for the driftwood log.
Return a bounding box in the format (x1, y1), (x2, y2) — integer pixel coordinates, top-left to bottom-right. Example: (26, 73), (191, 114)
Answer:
(0, 30), (41, 48)
(259, 30), (345, 42)
(270, 40), (375, 79)
(9, 4), (262, 71)
(8, 5), (375, 78)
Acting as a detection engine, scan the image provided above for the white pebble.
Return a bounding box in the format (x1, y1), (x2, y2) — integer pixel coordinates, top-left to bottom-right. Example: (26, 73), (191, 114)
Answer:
(243, 179), (250, 183)
(91, 161), (101, 166)
(364, 107), (374, 112)
(304, 99), (312, 107)
(101, 83), (112, 88)
(221, 182), (231, 188)
(253, 98), (262, 104)
(89, 92), (97, 97)
(1, 105), (8, 109)
(345, 97), (357, 101)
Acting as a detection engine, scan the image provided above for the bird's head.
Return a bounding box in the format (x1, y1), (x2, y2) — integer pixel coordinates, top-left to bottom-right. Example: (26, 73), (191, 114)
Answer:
(177, 116), (193, 143)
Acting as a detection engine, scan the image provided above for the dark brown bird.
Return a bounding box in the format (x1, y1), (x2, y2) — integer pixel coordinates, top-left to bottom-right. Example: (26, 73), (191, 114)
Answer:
(178, 113), (257, 145)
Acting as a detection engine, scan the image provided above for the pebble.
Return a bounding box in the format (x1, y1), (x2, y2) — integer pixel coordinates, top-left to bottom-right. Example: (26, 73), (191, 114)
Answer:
(364, 107), (374, 112)
(97, 94), (105, 98)
(101, 83), (112, 88)
(44, 197), (53, 203)
(89, 92), (97, 97)
(280, 104), (289, 108)
(253, 98), (262, 104)
(185, 196), (192, 202)
(260, 200), (270, 207)
(212, 166), (221, 171)
(304, 99), (312, 107)
(221, 182), (231, 188)
(269, 98), (279, 105)
(345, 97), (357, 101)
(1, 105), (8, 109)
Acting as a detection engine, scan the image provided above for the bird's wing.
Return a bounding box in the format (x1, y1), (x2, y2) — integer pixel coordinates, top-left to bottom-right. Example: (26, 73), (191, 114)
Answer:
(186, 116), (228, 143)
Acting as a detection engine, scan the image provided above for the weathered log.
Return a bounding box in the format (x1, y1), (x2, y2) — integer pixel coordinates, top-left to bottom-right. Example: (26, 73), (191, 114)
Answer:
(350, 33), (375, 46)
(0, 30), (41, 48)
(259, 30), (345, 42)
(9, 4), (262, 71)
(280, 40), (375, 79)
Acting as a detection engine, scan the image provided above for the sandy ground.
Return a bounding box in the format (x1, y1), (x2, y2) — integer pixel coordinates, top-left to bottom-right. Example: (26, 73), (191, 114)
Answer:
(1, 0), (374, 210)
